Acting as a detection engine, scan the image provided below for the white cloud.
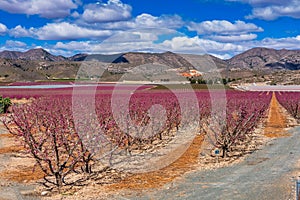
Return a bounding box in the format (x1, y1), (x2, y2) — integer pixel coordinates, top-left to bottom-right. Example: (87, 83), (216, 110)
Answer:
(210, 53), (233, 60)
(52, 34), (250, 57)
(71, 11), (80, 18)
(46, 34), (300, 59)
(35, 22), (112, 40)
(55, 41), (93, 51)
(9, 25), (34, 38)
(208, 33), (257, 42)
(82, 0), (132, 23)
(52, 28), (182, 54)
(82, 13), (184, 31)
(227, 0), (287, 5)
(0, 0), (78, 19)
(228, 0), (300, 20)
(10, 22), (113, 40)
(187, 20), (263, 35)
(253, 35), (300, 49)
(8, 14), (181, 41)
(5, 40), (27, 47)
(248, 3), (300, 20)
(161, 36), (246, 55)
(0, 23), (7, 35)
(134, 14), (183, 29)
(54, 40), (157, 54)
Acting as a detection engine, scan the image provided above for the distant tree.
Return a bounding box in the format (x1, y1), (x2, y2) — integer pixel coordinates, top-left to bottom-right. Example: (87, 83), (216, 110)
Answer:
(197, 78), (206, 84)
(0, 96), (11, 113)
(190, 79), (196, 84)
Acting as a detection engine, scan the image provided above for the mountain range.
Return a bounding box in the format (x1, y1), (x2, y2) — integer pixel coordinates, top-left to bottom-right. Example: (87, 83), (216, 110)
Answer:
(0, 47), (300, 82)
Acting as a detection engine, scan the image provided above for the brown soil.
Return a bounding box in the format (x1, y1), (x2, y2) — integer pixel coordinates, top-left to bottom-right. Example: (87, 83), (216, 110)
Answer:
(0, 145), (24, 154)
(10, 98), (32, 104)
(264, 92), (290, 138)
(107, 134), (204, 190)
(0, 133), (14, 138)
(0, 166), (45, 182)
(0, 130), (45, 183)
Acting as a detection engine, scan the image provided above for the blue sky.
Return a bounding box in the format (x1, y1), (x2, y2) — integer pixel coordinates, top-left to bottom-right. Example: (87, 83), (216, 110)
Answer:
(0, 0), (300, 58)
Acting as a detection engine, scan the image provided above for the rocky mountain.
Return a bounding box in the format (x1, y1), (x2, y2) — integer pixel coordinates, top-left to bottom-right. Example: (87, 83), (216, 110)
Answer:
(1, 47), (300, 82)
(0, 57), (81, 81)
(228, 47), (300, 70)
(0, 48), (66, 62)
(68, 53), (128, 63)
(122, 51), (194, 71)
(179, 54), (227, 72)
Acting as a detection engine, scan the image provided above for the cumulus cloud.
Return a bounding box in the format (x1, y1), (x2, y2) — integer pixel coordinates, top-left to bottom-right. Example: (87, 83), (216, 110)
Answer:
(34, 22), (112, 40)
(161, 36), (246, 54)
(10, 22), (112, 40)
(83, 13), (184, 31)
(0, 0), (79, 19)
(247, 3), (300, 20)
(53, 29), (182, 54)
(8, 14), (182, 41)
(55, 41), (93, 51)
(208, 33), (258, 42)
(253, 35), (300, 49)
(52, 34), (250, 57)
(187, 20), (263, 35)
(228, 0), (300, 20)
(82, 0), (132, 23)
(134, 14), (183, 29)
(55, 40), (159, 54)
(0, 23), (7, 35)
(47, 34), (300, 59)
(227, 0), (287, 5)
(9, 25), (34, 38)
(5, 40), (27, 47)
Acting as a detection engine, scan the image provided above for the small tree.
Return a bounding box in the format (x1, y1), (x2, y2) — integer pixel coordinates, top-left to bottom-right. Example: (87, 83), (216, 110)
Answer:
(190, 79), (196, 84)
(3, 98), (93, 190)
(0, 96), (12, 113)
(203, 106), (265, 158)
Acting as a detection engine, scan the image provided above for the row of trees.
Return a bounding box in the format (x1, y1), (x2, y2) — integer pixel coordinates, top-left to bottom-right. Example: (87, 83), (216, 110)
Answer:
(2, 90), (271, 190)
(188, 77), (237, 85)
(3, 98), (93, 190)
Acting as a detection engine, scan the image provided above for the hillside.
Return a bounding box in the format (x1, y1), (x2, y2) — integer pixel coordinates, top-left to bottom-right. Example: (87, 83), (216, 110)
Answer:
(0, 48), (66, 62)
(228, 47), (300, 70)
(0, 47), (300, 83)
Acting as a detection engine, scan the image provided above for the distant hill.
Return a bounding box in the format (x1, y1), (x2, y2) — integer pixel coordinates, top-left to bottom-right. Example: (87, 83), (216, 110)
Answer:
(0, 48), (66, 62)
(228, 47), (300, 70)
(123, 51), (194, 71)
(0, 47), (300, 82)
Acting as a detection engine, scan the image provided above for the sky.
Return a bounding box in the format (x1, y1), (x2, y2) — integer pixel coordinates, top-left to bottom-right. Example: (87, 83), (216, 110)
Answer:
(0, 0), (300, 59)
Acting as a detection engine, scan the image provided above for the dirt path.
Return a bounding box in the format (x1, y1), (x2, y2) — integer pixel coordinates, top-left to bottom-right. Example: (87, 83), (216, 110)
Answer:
(106, 134), (204, 191)
(264, 92), (290, 138)
(112, 92), (300, 200)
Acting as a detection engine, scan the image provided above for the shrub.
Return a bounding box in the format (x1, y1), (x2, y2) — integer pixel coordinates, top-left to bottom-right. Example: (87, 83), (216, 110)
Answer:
(0, 96), (12, 113)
